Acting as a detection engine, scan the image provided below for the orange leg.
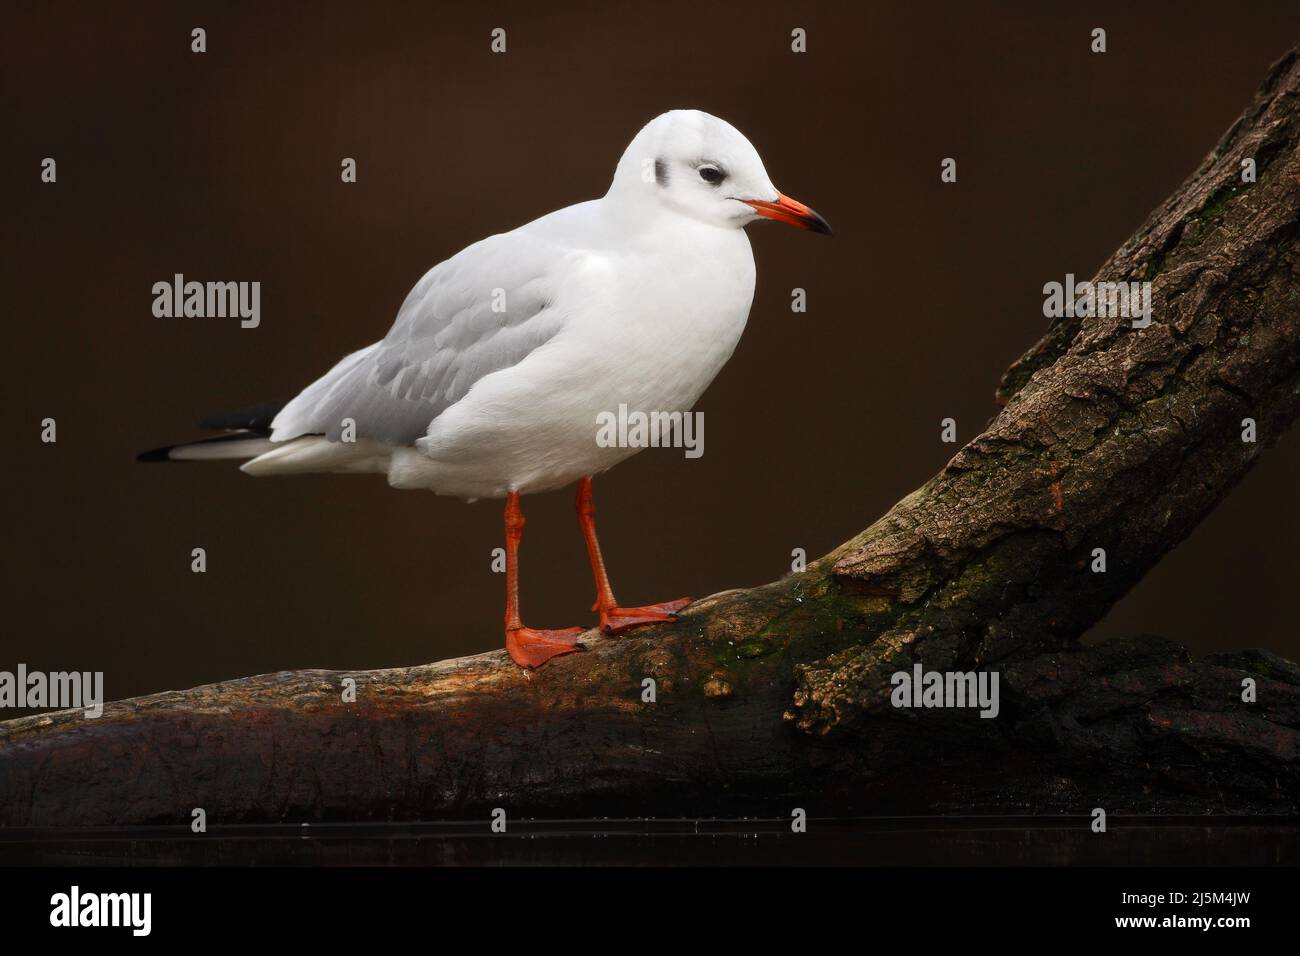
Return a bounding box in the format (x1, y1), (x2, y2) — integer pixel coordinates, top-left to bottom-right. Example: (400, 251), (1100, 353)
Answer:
(575, 477), (691, 634)
(503, 492), (585, 668)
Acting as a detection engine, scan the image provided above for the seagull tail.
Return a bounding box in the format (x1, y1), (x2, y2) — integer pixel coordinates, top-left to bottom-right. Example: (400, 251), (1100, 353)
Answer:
(137, 433), (278, 462)
(137, 399), (287, 463)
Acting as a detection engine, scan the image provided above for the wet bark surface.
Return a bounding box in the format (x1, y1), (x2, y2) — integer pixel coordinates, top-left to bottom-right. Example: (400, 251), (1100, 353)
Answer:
(3, 48), (1300, 828)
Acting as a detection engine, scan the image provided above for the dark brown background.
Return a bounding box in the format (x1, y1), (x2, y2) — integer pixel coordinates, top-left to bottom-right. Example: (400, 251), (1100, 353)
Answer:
(4, 1), (1299, 709)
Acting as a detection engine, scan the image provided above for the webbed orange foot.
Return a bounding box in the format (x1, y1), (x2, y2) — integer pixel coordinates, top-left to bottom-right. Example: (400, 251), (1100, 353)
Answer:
(598, 598), (692, 635)
(506, 626), (586, 669)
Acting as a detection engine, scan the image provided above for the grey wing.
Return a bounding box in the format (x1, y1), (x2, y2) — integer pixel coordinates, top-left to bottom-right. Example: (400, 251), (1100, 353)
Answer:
(270, 231), (570, 445)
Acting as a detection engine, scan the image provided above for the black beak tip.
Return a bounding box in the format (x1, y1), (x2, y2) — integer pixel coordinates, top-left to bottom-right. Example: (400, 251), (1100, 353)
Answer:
(809, 215), (833, 236)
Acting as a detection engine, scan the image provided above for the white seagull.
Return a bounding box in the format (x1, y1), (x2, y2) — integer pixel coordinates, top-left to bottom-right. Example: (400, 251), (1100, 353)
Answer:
(142, 109), (831, 668)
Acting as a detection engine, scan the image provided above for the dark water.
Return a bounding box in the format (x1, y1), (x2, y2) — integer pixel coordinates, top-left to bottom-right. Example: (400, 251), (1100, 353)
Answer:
(3, 816), (1296, 866)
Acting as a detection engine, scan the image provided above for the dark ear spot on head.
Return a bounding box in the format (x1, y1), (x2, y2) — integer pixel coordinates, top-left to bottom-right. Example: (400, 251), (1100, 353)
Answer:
(654, 158), (669, 187)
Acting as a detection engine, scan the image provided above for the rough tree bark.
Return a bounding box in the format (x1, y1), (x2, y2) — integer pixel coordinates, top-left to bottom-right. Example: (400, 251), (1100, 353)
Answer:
(4, 48), (1300, 828)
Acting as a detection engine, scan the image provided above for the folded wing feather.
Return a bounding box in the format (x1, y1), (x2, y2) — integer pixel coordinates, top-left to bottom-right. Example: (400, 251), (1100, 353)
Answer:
(270, 230), (572, 447)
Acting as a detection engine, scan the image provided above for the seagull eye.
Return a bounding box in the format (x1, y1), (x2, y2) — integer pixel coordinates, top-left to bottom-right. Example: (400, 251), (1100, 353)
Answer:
(698, 165), (725, 185)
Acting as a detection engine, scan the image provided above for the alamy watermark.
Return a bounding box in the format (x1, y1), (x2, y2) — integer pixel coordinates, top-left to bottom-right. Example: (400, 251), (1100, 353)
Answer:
(152, 273), (260, 328)
(0, 664), (103, 718)
(596, 404), (704, 458)
(891, 663), (1000, 719)
(50, 886), (151, 936)
(1043, 273), (1151, 329)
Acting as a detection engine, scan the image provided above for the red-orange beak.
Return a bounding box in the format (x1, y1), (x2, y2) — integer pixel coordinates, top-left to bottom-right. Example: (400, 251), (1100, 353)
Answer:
(743, 193), (833, 235)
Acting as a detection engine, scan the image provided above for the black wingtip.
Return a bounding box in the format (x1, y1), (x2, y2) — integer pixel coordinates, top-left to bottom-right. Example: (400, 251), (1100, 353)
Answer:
(136, 445), (176, 462)
(198, 400), (287, 434)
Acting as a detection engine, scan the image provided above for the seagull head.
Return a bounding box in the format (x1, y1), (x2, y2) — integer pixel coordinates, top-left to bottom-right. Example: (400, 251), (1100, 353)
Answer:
(609, 109), (832, 235)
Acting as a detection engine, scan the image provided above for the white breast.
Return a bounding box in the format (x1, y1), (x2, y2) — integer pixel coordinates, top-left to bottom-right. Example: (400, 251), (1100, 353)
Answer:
(391, 209), (757, 498)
